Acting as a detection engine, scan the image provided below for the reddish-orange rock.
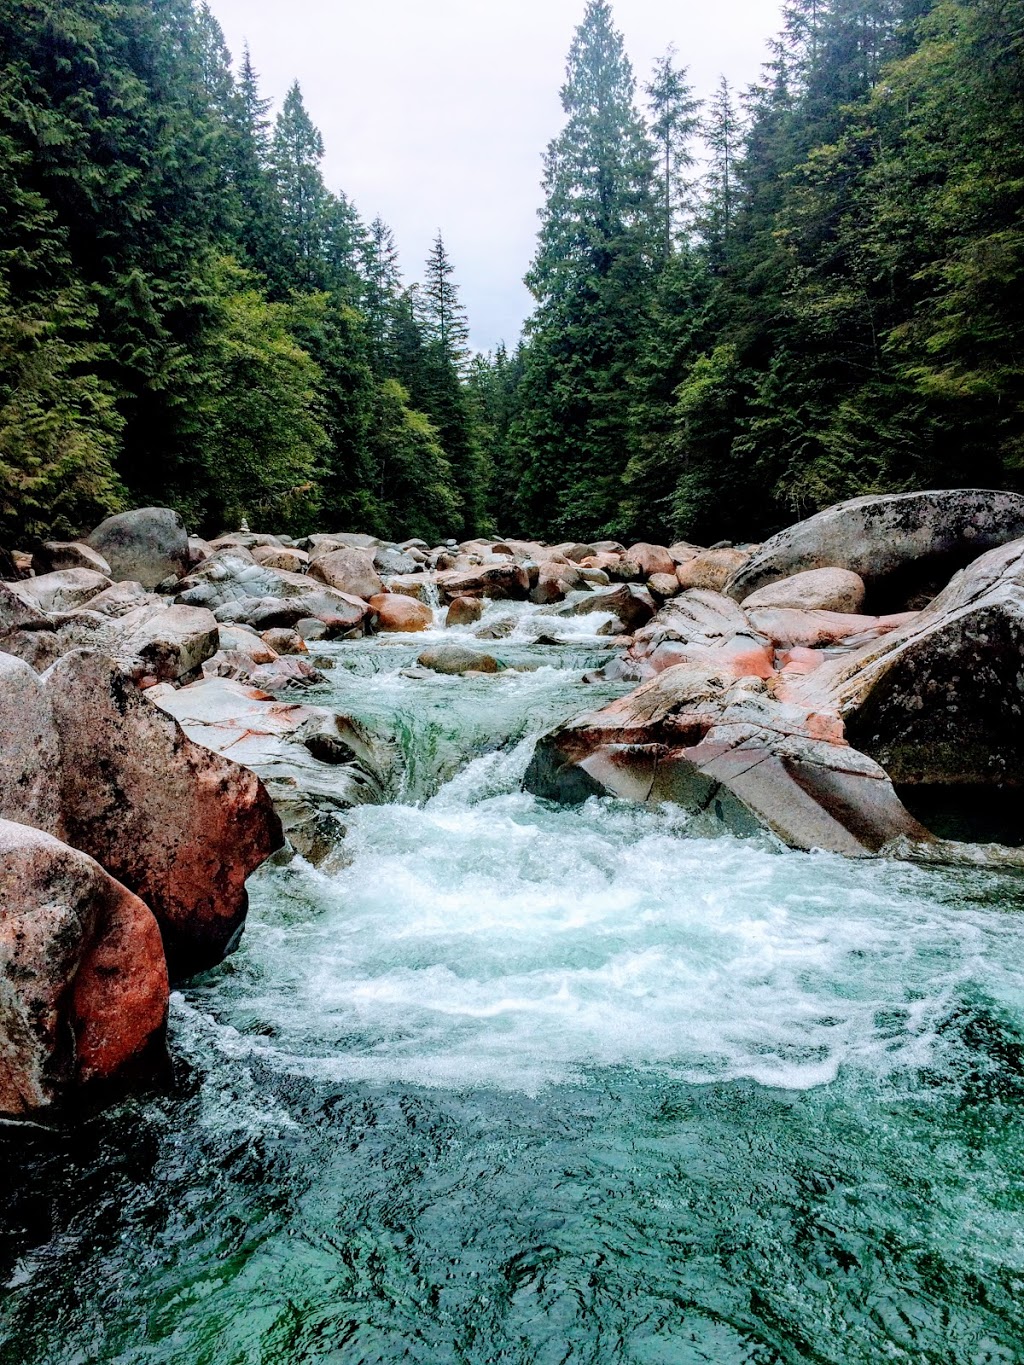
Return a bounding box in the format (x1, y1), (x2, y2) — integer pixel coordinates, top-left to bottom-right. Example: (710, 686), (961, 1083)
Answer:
(0, 820), (168, 1114)
(626, 543), (676, 578)
(369, 593), (434, 632)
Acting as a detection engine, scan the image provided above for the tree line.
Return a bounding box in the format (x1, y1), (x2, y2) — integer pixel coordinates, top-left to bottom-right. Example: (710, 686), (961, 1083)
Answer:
(1, 0), (1021, 547)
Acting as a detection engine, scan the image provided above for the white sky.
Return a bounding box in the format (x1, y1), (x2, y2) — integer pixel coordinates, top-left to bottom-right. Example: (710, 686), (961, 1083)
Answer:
(206, 0), (785, 351)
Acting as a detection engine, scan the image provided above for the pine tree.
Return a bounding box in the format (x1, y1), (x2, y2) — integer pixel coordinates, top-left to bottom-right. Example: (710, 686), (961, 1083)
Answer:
(516, 0), (658, 538)
(422, 231), (470, 370)
(700, 77), (741, 264)
(361, 216), (403, 367)
(226, 46), (284, 287)
(271, 82), (330, 290)
(645, 48), (701, 255)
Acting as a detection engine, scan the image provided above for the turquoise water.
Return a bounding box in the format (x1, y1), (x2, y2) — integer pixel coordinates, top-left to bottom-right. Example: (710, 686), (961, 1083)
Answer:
(3, 624), (1024, 1364)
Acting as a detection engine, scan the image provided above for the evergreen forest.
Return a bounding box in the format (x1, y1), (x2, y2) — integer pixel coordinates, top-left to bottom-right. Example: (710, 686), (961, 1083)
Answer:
(1, 0), (1022, 547)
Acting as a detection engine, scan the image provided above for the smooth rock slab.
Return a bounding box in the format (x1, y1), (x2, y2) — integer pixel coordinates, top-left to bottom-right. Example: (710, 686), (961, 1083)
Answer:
(741, 567), (866, 614)
(87, 507), (190, 589)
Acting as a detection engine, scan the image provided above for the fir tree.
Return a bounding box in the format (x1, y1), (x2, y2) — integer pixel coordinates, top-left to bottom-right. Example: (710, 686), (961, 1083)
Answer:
(645, 48), (701, 255)
(271, 82), (330, 290)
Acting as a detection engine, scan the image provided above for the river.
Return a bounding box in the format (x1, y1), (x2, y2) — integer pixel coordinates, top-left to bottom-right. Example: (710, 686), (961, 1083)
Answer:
(3, 610), (1024, 1363)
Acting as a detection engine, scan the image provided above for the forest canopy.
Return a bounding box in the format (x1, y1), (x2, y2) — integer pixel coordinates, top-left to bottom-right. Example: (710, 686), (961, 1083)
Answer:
(0, 0), (1021, 546)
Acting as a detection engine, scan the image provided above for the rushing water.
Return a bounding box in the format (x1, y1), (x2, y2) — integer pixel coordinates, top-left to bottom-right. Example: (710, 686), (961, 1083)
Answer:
(3, 611), (1024, 1364)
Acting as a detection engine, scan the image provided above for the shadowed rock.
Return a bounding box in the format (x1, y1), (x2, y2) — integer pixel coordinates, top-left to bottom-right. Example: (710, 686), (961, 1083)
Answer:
(87, 507), (191, 589)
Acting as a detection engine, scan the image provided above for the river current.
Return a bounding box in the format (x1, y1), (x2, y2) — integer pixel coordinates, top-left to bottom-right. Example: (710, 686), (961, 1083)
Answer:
(3, 608), (1024, 1363)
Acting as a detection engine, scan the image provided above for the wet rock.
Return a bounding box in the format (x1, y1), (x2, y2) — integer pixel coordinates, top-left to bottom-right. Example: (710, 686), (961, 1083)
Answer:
(153, 677), (392, 865)
(385, 574), (435, 602)
(86, 507), (191, 589)
(609, 591), (773, 684)
(176, 552), (368, 635)
(418, 644), (500, 675)
(627, 543), (676, 578)
(727, 488), (1024, 612)
(436, 563), (530, 602)
(676, 548), (749, 593)
(555, 585), (657, 633)
(446, 596), (485, 627)
(373, 547), (419, 576)
(35, 542), (112, 577)
(296, 618), (331, 642)
(47, 651), (282, 976)
(369, 593), (434, 632)
(530, 561), (582, 604)
(307, 547), (383, 600)
(0, 820), (168, 1115)
(15, 568), (113, 614)
(741, 567), (866, 614)
(204, 652), (325, 692)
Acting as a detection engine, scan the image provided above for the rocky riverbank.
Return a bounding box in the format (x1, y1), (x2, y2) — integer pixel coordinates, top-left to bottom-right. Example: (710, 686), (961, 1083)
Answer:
(2, 488), (1024, 1116)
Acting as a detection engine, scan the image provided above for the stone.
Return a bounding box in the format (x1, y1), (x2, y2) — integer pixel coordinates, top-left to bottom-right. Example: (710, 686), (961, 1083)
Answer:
(745, 608), (916, 651)
(187, 536), (213, 566)
(741, 567), (866, 614)
(676, 549), (749, 593)
(328, 532), (380, 550)
(153, 677), (393, 865)
(119, 604), (220, 683)
(0, 653), (63, 835)
(219, 626), (278, 663)
(204, 652), (325, 692)
(726, 489), (1024, 612)
(45, 651), (282, 976)
(667, 542), (702, 565)
(553, 543), (596, 563)
(647, 573), (681, 600)
(86, 507), (191, 589)
(373, 547), (419, 576)
(529, 561), (581, 604)
(0, 821), (168, 1115)
(385, 574), (435, 602)
(83, 581), (154, 618)
(446, 596), (485, 627)
(296, 618), (331, 642)
(251, 544), (309, 573)
(15, 568), (113, 615)
(436, 563), (530, 602)
(627, 543), (676, 578)
(554, 584), (657, 633)
(606, 591), (774, 684)
(35, 542), (112, 577)
(307, 547), (383, 600)
(261, 628), (308, 656)
(417, 644), (500, 675)
(175, 552), (368, 635)
(369, 593), (434, 633)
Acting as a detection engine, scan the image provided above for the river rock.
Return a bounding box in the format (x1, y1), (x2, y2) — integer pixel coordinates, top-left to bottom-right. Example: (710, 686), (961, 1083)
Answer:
(446, 596), (485, 627)
(627, 543), (676, 578)
(46, 651), (282, 976)
(436, 564), (530, 602)
(219, 626), (278, 663)
(647, 573), (681, 600)
(35, 542), (113, 577)
(308, 548), (383, 600)
(608, 590), (774, 683)
(87, 507), (191, 589)
(418, 644), (499, 675)
(745, 607), (916, 651)
(261, 628), (307, 655)
(741, 567), (866, 614)
(15, 568), (113, 614)
(369, 593), (434, 632)
(251, 544), (309, 573)
(153, 677), (393, 864)
(83, 581), (154, 618)
(555, 584), (657, 633)
(727, 489), (1024, 612)
(385, 574), (435, 602)
(0, 653), (63, 834)
(788, 535), (1024, 791)
(373, 547), (419, 576)
(0, 820), (168, 1115)
(525, 666), (931, 857)
(118, 604), (220, 683)
(530, 561), (582, 604)
(175, 552), (368, 635)
(676, 548), (749, 592)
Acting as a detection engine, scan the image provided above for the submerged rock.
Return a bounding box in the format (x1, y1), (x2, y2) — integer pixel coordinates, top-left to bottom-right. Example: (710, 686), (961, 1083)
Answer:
(446, 596), (485, 627)
(418, 644), (500, 675)
(0, 820), (168, 1116)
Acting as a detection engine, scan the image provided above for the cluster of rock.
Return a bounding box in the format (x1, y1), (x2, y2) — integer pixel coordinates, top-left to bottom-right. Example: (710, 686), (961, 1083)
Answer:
(528, 489), (1024, 859)
(3, 488), (1024, 1115)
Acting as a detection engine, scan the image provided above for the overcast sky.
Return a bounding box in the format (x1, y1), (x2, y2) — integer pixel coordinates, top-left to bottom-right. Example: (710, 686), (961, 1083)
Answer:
(206, 0), (785, 352)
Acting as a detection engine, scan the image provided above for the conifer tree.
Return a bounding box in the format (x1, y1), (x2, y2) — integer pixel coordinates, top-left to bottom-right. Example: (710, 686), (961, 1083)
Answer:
(271, 82), (330, 289)
(700, 77), (740, 263)
(516, 0), (657, 538)
(646, 48), (701, 254)
(361, 216), (403, 366)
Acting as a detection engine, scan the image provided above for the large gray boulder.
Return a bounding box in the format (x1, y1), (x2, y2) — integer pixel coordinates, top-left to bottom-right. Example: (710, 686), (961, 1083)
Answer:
(15, 568), (112, 614)
(0, 820), (168, 1115)
(86, 507), (191, 589)
(175, 551), (368, 635)
(34, 542), (112, 577)
(727, 489), (1024, 611)
(307, 547), (383, 600)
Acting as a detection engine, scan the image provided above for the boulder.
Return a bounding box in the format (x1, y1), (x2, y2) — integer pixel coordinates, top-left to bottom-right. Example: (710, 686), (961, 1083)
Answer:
(385, 574), (436, 602)
(0, 653), (63, 835)
(525, 666), (932, 858)
(187, 536), (213, 566)
(373, 547), (419, 576)
(203, 652), (325, 693)
(647, 573), (680, 600)
(15, 568), (112, 614)
(153, 677), (393, 865)
(119, 604), (220, 683)
(627, 543), (676, 578)
(83, 581), (154, 618)
(175, 552), (368, 635)
(446, 596), (485, 627)
(329, 532), (380, 550)
(308, 548), (383, 600)
(554, 584), (657, 633)
(436, 563), (530, 602)
(727, 489), (1024, 612)
(741, 567), (866, 614)
(788, 536), (1024, 791)
(251, 544), (309, 574)
(530, 561), (581, 604)
(369, 593), (434, 633)
(35, 542), (112, 577)
(608, 591), (774, 684)
(45, 652), (282, 976)
(553, 543), (596, 563)
(667, 542), (702, 565)
(745, 608), (916, 651)
(86, 507), (191, 589)
(418, 644), (500, 675)
(0, 821), (168, 1115)
(261, 627), (307, 655)
(219, 626), (278, 663)
(676, 548), (749, 593)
